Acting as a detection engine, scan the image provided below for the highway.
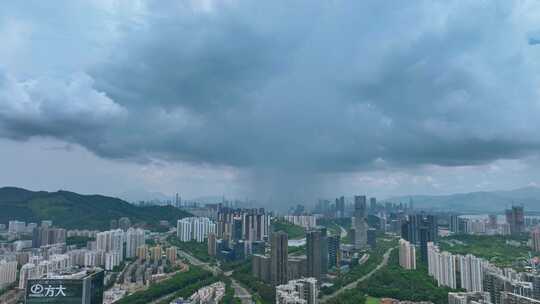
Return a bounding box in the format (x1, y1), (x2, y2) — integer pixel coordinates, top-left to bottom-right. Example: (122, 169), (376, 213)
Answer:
(177, 249), (254, 303)
(320, 247), (395, 303)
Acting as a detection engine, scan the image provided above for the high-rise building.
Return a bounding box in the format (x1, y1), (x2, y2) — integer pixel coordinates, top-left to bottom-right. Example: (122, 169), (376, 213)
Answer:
(166, 246), (177, 264)
(506, 206), (525, 236)
(208, 232), (217, 256)
(307, 230), (322, 280)
(450, 215), (460, 234)
(327, 235), (340, 269)
(271, 232), (288, 286)
(320, 228), (328, 275)
(402, 214), (437, 263)
(232, 218), (243, 241)
(399, 239), (416, 270)
(8, 220), (26, 234)
(96, 229), (125, 262)
(252, 254), (271, 283)
(352, 195), (368, 250)
(531, 229), (540, 252)
(0, 259), (17, 289)
(136, 245), (149, 260)
(428, 242), (457, 289)
(458, 254), (486, 292)
(354, 195), (367, 218)
(150, 245), (162, 262)
(177, 217), (216, 242)
(370, 197), (377, 211)
(336, 196), (345, 218)
(175, 193), (182, 208)
(484, 271), (512, 304)
(125, 228), (145, 259)
(276, 278), (319, 304)
(32, 227), (67, 248)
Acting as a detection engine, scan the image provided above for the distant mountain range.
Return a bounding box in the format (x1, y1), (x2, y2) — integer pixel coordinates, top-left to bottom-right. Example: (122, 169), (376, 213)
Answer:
(0, 187), (191, 230)
(386, 186), (540, 212)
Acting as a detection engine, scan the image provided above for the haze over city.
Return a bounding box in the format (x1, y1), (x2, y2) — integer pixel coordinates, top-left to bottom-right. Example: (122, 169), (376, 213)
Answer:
(3, 1), (540, 207)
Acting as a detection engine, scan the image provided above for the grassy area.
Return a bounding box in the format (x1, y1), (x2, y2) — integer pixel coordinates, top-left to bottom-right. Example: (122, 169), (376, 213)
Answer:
(321, 237), (398, 296)
(326, 289), (366, 304)
(439, 234), (533, 269)
(366, 297), (380, 304)
(355, 250), (457, 304)
(167, 236), (215, 263)
(117, 266), (213, 304)
(272, 219), (306, 240)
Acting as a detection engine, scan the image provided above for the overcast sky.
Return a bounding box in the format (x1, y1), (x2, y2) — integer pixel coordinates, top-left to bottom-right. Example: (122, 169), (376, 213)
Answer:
(2, 1), (540, 205)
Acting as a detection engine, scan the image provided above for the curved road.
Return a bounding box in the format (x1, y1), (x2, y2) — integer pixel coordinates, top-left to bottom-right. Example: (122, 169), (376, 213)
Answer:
(320, 247), (395, 303)
(178, 250), (253, 304)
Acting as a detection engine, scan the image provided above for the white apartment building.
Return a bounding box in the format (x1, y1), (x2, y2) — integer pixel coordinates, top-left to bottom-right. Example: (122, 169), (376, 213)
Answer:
(0, 259), (17, 288)
(8, 220), (26, 234)
(96, 229), (125, 260)
(177, 217), (216, 242)
(428, 242), (457, 289)
(105, 251), (122, 271)
(125, 228), (145, 259)
(458, 254), (487, 292)
(276, 278), (318, 304)
(399, 238), (416, 270)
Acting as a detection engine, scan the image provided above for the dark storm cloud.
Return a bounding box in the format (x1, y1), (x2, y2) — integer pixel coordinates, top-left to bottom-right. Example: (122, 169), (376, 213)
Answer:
(2, 0), (540, 177)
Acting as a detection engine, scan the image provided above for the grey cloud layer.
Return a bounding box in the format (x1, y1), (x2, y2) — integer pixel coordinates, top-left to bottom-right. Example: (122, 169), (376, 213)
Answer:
(2, 1), (540, 174)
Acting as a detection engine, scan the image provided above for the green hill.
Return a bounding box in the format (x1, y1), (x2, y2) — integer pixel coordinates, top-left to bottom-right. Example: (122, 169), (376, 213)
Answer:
(0, 187), (191, 230)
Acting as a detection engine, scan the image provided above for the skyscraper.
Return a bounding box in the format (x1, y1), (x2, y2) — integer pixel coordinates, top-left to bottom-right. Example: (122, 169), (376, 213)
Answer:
(307, 229), (323, 280)
(354, 195), (367, 218)
(208, 232), (217, 256)
(271, 232), (288, 286)
(352, 195), (368, 250)
(450, 215), (460, 234)
(531, 229), (540, 252)
(370, 197), (377, 211)
(402, 214), (438, 263)
(506, 206), (525, 236)
(336, 196), (345, 218)
(327, 235), (340, 269)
